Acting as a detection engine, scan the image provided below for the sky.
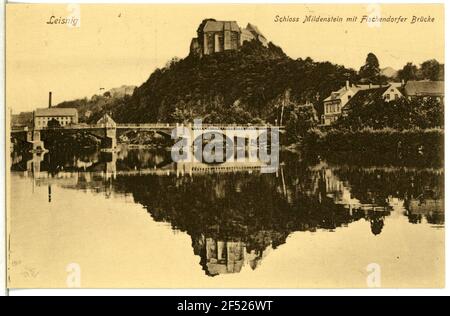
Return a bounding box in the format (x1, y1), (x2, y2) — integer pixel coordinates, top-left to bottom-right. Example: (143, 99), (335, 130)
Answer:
(6, 3), (444, 113)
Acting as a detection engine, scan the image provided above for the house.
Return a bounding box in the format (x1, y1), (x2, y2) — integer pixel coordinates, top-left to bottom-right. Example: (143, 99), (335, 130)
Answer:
(190, 19), (268, 57)
(404, 80), (444, 103)
(34, 107), (78, 129)
(322, 81), (403, 125)
(381, 84), (403, 102)
(322, 81), (364, 125)
(341, 85), (404, 116)
(97, 113), (116, 127)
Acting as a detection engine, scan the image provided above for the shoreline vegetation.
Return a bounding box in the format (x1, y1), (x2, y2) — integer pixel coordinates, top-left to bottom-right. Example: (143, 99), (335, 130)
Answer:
(301, 127), (444, 167)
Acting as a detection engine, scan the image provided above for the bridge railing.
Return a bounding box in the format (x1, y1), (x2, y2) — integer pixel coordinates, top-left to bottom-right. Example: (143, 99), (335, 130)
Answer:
(193, 124), (285, 129)
(115, 123), (285, 130)
(19, 123), (285, 131)
(116, 123), (176, 129)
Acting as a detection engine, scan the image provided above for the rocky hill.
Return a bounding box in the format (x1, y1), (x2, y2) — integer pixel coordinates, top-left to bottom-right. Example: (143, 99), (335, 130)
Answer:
(106, 85), (136, 98)
(110, 40), (358, 124)
(55, 85), (136, 123)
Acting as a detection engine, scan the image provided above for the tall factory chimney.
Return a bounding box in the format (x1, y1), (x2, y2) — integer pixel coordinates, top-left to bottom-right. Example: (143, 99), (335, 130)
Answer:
(48, 91), (52, 108)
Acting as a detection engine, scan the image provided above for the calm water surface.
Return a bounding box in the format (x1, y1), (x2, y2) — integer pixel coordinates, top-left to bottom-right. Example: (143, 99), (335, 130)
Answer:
(9, 147), (444, 288)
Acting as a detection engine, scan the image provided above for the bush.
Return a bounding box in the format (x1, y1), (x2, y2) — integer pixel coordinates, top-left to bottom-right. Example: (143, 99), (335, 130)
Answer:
(302, 127), (444, 167)
(338, 97), (444, 130)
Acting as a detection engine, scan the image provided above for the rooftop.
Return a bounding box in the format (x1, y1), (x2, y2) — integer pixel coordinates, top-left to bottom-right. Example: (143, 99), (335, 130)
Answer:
(203, 20), (240, 33)
(343, 86), (391, 110)
(97, 113), (116, 125)
(34, 107), (78, 117)
(404, 80), (444, 96)
(324, 82), (399, 102)
(324, 86), (360, 101)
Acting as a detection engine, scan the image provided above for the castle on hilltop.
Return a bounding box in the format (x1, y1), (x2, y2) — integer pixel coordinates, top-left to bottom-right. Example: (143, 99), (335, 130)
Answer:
(190, 19), (268, 57)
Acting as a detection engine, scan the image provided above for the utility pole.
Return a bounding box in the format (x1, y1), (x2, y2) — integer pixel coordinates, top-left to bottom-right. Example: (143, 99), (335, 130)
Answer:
(280, 89), (290, 126)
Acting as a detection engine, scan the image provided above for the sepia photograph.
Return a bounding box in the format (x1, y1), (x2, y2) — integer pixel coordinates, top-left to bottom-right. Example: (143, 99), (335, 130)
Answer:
(4, 2), (445, 291)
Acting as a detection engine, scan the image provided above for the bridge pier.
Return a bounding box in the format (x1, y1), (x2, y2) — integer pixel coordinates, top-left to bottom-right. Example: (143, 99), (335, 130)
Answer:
(104, 127), (117, 150)
(26, 130), (46, 152)
(104, 151), (117, 178)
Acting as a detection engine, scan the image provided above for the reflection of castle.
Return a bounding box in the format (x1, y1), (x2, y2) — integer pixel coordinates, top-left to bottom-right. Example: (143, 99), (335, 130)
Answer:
(13, 146), (279, 203)
(205, 238), (245, 275)
(192, 236), (267, 276)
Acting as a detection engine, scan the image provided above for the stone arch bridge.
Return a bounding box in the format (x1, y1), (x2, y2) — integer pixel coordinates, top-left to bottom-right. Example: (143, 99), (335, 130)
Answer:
(11, 123), (284, 151)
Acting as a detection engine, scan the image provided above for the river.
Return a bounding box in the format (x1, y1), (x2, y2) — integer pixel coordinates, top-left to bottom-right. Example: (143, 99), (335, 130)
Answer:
(8, 146), (444, 288)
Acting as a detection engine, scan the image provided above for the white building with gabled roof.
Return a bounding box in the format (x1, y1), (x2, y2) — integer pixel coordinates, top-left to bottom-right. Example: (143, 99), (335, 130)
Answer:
(34, 107), (78, 129)
(322, 81), (361, 125)
(321, 81), (403, 125)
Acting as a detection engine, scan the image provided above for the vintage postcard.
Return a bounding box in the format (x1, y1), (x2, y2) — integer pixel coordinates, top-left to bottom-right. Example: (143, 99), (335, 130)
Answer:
(6, 3), (444, 289)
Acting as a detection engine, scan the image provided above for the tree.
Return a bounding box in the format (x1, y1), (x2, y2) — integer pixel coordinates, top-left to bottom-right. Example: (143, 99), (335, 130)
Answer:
(279, 89), (291, 126)
(398, 62), (418, 82)
(165, 57), (181, 70)
(359, 53), (381, 82)
(285, 102), (318, 143)
(338, 97), (443, 130)
(420, 59), (441, 81)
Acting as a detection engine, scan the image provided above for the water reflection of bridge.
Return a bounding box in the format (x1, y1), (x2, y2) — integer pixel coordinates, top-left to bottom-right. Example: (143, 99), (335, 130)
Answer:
(15, 152), (444, 223)
(14, 148), (283, 203)
(15, 151), (444, 223)
(18, 150), (276, 179)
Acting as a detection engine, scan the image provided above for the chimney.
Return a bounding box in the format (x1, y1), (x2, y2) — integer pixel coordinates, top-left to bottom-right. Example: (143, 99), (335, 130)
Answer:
(48, 91), (52, 108)
(345, 80), (350, 90)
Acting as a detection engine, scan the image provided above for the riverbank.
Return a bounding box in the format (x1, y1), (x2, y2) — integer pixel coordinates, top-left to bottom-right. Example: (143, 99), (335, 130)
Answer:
(301, 127), (444, 167)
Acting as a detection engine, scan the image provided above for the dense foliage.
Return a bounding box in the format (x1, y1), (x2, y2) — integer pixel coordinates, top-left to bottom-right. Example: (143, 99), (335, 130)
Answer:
(110, 40), (357, 124)
(397, 59), (444, 82)
(56, 94), (132, 124)
(304, 128), (443, 167)
(337, 97), (444, 130)
(301, 97), (445, 165)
